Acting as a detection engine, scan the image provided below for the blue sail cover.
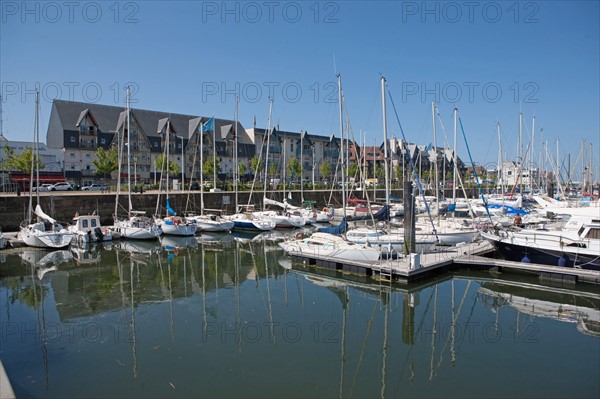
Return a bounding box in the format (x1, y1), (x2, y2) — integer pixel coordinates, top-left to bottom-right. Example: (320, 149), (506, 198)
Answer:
(346, 203), (389, 222)
(166, 199), (177, 215)
(318, 217), (347, 235)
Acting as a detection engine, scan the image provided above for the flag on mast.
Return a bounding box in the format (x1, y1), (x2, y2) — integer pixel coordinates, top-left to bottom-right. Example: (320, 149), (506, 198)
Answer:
(202, 117), (214, 132)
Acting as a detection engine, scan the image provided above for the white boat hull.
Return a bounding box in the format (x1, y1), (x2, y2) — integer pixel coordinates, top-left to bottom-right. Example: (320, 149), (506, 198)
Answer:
(18, 224), (73, 249)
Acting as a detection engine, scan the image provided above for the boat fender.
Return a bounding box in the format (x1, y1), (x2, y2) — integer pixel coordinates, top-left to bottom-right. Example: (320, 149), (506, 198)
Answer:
(295, 232), (304, 240)
(174, 218), (181, 226)
(322, 207), (328, 213)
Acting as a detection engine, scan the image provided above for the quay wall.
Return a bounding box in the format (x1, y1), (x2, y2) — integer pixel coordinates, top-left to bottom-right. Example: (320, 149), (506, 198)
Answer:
(0, 188), (477, 231)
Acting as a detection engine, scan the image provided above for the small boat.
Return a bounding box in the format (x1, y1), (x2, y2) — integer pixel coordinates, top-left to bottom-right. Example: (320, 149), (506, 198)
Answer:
(279, 232), (381, 262)
(114, 211), (162, 240)
(225, 205), (277, 232)
(187, 213), (234, 232)
(69, 213), (113, 244)
(19, 205), (74, 249)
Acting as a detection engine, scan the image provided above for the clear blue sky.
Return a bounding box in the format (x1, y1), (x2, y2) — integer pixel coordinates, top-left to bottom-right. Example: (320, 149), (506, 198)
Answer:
(1, 1), (599, 178)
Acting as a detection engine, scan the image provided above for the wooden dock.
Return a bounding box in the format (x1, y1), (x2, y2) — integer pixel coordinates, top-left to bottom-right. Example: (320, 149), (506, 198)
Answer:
(290, 240), (600, 285)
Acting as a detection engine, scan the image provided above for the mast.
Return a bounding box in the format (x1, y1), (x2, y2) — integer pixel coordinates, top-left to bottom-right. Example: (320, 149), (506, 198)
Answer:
(165, 119), (170, 217)
(381, 76), (390, 210)
(234, 95), (239, 211)
(432, 102), (439, 217)
(452, 108), (457, 208)
(200, 121), (204, 215)
(213, 119), (217, 189)
(26, 91), (39, 223)
(497, 123), (504, 197)
(531, 116), (535, 192)
(262, 98), (273, 211)
(300, 130), (304, 203)
(337, 74), (346, 220)
(126, 86), (132, 218)
(519, 112), (523, 195)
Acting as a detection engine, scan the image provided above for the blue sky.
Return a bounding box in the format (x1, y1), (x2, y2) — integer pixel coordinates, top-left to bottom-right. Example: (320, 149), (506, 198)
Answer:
(1, 1), (598, 176)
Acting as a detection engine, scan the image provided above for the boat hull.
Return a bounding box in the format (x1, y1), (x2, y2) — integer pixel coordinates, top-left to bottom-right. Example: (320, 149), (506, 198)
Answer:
(481, 231), (600, 270)
(18, 225), (73, 249)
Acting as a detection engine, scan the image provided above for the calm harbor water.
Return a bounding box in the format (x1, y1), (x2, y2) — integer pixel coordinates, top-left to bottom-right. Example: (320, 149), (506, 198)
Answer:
(0, 234), (599, 398)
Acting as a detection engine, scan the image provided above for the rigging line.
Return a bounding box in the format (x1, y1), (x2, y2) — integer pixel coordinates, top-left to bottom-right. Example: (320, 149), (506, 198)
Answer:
(434, 107), (477, 221)
(387, 87), (439, 239)
(457, 117), (494, 224)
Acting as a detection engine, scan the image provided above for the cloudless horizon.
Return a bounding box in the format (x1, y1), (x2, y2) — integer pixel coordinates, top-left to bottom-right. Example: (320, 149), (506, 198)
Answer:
(1, 1), (599, 178)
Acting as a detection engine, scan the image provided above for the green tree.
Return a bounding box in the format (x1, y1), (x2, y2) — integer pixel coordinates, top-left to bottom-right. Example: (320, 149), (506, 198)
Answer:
(155, 154), (182, 176)
(93, 146), (119, 177)
(320, 161), (331, 182)
(201, 156), (219, 179)
(287, 157), (301, 179)
(249, 156), (263, 175)
(374, 164), (385, 179)
(347, 162), (359, 179)
(238, 161), (247, 178)
(2, 145), (44, 173)
(268, 162), (278, 176)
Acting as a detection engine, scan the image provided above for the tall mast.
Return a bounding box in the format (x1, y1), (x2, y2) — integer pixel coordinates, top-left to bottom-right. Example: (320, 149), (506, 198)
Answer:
(452, 108), (458, 207)
(234, 95), (239, 211)
(300, 131), (304, 202)
(262, 98), (273, 211)
(213, 120), (217, 189)
(35, 90), (40, 208)
(26, 91), (39, 223)
(497, 123), (504, 198)
(531, 116), (535, 192)
(519, 112), (523, 194)
(432, 102), (439, 217)
(381, 76), (390, 209)
(200, 121), (204, 215)
(165, 119), (170, 217)
(338, 74), (346, 219)
(126, 86), (132, 217)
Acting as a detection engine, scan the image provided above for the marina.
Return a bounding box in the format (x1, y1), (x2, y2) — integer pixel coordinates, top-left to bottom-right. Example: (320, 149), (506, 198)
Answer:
(0, 238), (598, 398)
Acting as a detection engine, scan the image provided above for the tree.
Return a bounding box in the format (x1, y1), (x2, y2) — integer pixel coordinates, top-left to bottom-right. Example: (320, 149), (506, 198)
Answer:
(2, 145), (44, 173)
(287, 157), (301, 180)
(155, 154), (182, 177)
(93, 146), (119, 177)
(320, 161), (331, 182)
(202, 156), (218, 179)
(238, 161), (247, 177)
(374, 164), (385, 179)
(249, 156), (263, 175)
(347, 162), (359, 179)
(268, 162), (278, 176)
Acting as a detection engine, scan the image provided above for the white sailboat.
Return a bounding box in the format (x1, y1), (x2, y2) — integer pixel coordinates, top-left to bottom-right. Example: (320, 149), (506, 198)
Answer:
(279, 232), (381, 262)
(112, 87), (161, 240)
(154, 118), (197, 236)
(18, 91), (73, 249)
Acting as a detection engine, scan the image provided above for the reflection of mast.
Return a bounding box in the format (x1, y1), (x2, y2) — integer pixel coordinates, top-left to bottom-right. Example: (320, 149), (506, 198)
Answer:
(158, 254), (175, 341)
(435, 281), (471, 375)
(264, 241), (275, 343)
(235, 240), (242, 353)
(350, 301), (378, 397)
(429, 286), (438, 380)
(129, 258), (138, 378)
(31, 262), (49, 389)
(201, 241), (208, 332)
(339, 286), (347, 399)
(380, 291), (389, 399)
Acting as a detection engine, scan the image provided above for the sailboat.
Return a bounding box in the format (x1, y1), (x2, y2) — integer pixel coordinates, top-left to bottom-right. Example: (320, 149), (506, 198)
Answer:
(154, 118), (197, 236)
(112, 87), (162, 240)
(18, 91), (73, 248)
(184, 116), (234, 232)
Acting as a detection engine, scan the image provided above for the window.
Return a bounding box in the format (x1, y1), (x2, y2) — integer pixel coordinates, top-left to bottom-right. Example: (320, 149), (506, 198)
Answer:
(70, 165), (75, 170)
(100, 138), (105, 144)
(154, 142), (159, 148)
(70, 153), (75, 157)
(586, 228), (600, 239)
(91, 219), (97, 227)
(86, 153), (90, 158)
(82, 220), (88, 228)
(70, 136), (76, 143)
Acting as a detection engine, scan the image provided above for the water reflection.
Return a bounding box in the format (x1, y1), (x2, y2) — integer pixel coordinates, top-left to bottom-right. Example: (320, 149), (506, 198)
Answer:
(0, 243), (598, 398)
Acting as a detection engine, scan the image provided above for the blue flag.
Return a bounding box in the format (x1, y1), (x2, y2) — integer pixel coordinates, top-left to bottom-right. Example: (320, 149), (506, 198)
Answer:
(202, 117), (214, 132)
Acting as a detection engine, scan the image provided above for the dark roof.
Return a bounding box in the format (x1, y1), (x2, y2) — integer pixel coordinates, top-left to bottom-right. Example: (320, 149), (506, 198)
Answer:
(51, 100), (237, 139)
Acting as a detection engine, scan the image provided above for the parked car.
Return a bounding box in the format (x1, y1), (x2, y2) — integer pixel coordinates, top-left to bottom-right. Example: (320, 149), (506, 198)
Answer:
(190, 181), (200, 190)
(81, 183), (107, 191)
(50, 182), (73, 191)
(35, 184), (53, 192)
